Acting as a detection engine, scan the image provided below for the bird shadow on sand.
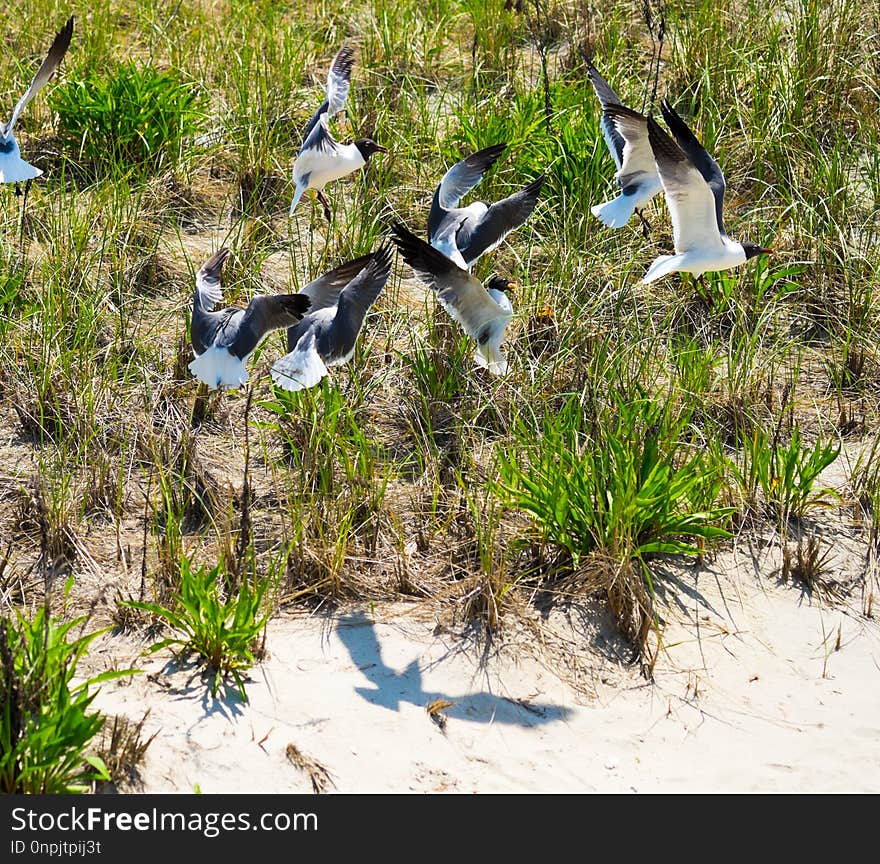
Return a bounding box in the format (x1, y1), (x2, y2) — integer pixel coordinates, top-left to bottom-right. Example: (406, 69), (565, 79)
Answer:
(335, 613), (572, 726)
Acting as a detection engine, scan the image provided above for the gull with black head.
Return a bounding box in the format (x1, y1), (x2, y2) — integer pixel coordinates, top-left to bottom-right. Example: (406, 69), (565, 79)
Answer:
(391, 222), (516, 376)
(289, 45), (387, 223)
(189, 249), (312, 390)
(641, 97), (772, 285)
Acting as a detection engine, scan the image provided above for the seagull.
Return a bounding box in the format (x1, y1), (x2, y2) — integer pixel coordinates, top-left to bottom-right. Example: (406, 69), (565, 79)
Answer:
(1, 15), (74, 238)
(289, 45), (387, 223)
(641, 98), (772, 284)
(587, 61), (661, 231)
(188, 248), (312, 390)
(270, 244), (394, 392)
(427, 143), (545, 270)
(390, 222), (516, 376)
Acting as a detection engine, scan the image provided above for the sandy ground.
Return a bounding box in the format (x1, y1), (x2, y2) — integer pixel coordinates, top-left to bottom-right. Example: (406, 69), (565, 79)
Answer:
(85, 527), (880, 795)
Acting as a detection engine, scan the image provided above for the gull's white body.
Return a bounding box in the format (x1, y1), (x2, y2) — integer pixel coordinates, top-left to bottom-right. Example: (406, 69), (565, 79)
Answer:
(290, 139), (365, 215)
(474, 286), (514, 375)
(642, 240), (747, 283)
(271, 329), (331, 392)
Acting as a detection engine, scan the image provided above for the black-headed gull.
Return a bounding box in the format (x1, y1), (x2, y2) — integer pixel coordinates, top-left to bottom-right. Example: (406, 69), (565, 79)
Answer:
(1, 15), (73, 236)
(391, 222), (515, 376)
(428, 143), (545, 270)
(289, 45), (387, 223)
(587, 61), (661, 230)
(189, 249), (312, 390)
(641, 98), (772, 284)
(271, 244), (393, 392)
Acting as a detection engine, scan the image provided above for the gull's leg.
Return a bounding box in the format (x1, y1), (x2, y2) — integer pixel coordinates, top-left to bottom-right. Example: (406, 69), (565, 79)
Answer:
(636, 208), (651, 239)
(19, 179), (32, 252)
(316, 190), (332, 224)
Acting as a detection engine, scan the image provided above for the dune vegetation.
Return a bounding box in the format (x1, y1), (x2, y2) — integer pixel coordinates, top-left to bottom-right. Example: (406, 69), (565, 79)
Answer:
(1, 0), (878, 792)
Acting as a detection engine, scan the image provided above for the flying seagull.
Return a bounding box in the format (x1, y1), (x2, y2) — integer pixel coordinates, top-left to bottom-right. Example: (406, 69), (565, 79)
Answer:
(189, 248), (312, 390)
(641, 98), (772, 284)
(427, 143), (545, 270)
(289, 45), (387, 223)
(1, 15), (74, 239)
(587, 61), (661, 231)
(391, 221), (516, 376)
(270, 244), (394, 392)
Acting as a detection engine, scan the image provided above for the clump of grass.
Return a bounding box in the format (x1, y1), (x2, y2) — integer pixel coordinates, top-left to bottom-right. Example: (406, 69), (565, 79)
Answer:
(123, 556), (271, 702)
(49, 61), (206, 180)
(91, 711), (157, 792)
(731, 423), (841, 526)
(14, 475), (79, 579)
(453, 478), (513, 632)
(0, 605), (134, 793)
(779, 532), (841, 601)
(496, 391), (734, 660)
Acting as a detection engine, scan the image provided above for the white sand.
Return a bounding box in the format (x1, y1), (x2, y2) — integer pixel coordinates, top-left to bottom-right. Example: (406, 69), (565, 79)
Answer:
(88, 535), (880, 794)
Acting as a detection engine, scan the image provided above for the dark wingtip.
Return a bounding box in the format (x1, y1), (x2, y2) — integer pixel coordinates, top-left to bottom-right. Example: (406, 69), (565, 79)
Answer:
(468, 142), (507, 166)
(660, 97), (687, 132)
(369, 241), (394, 276)
(388, 221), (459, 277)
(289, 294), (312, 315)
(388, 221), (428, 260)
(331, 44), (355, 77)
(527, 173), (548, 193)
(388, 221), (419, 247)
(201, 247), (231, 276)
(54, 14), (75, 56)
(604, 102), (648, 123)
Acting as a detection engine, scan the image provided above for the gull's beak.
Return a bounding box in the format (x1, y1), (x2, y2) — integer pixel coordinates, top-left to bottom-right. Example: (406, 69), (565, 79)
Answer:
(376, 145), (389, 154)
(761, 248), (774, 255)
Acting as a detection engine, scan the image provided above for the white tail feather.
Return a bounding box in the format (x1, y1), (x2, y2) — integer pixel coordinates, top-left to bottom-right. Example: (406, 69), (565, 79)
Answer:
(474, 341), (509, 377)
(641, 253), (685, 284)
(188, 346), (249, 389)
(270, 331), (329, 392)
(289, 180), (307, 217)
(0, 153), (42, 184)
(591, 195), (636, 229)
